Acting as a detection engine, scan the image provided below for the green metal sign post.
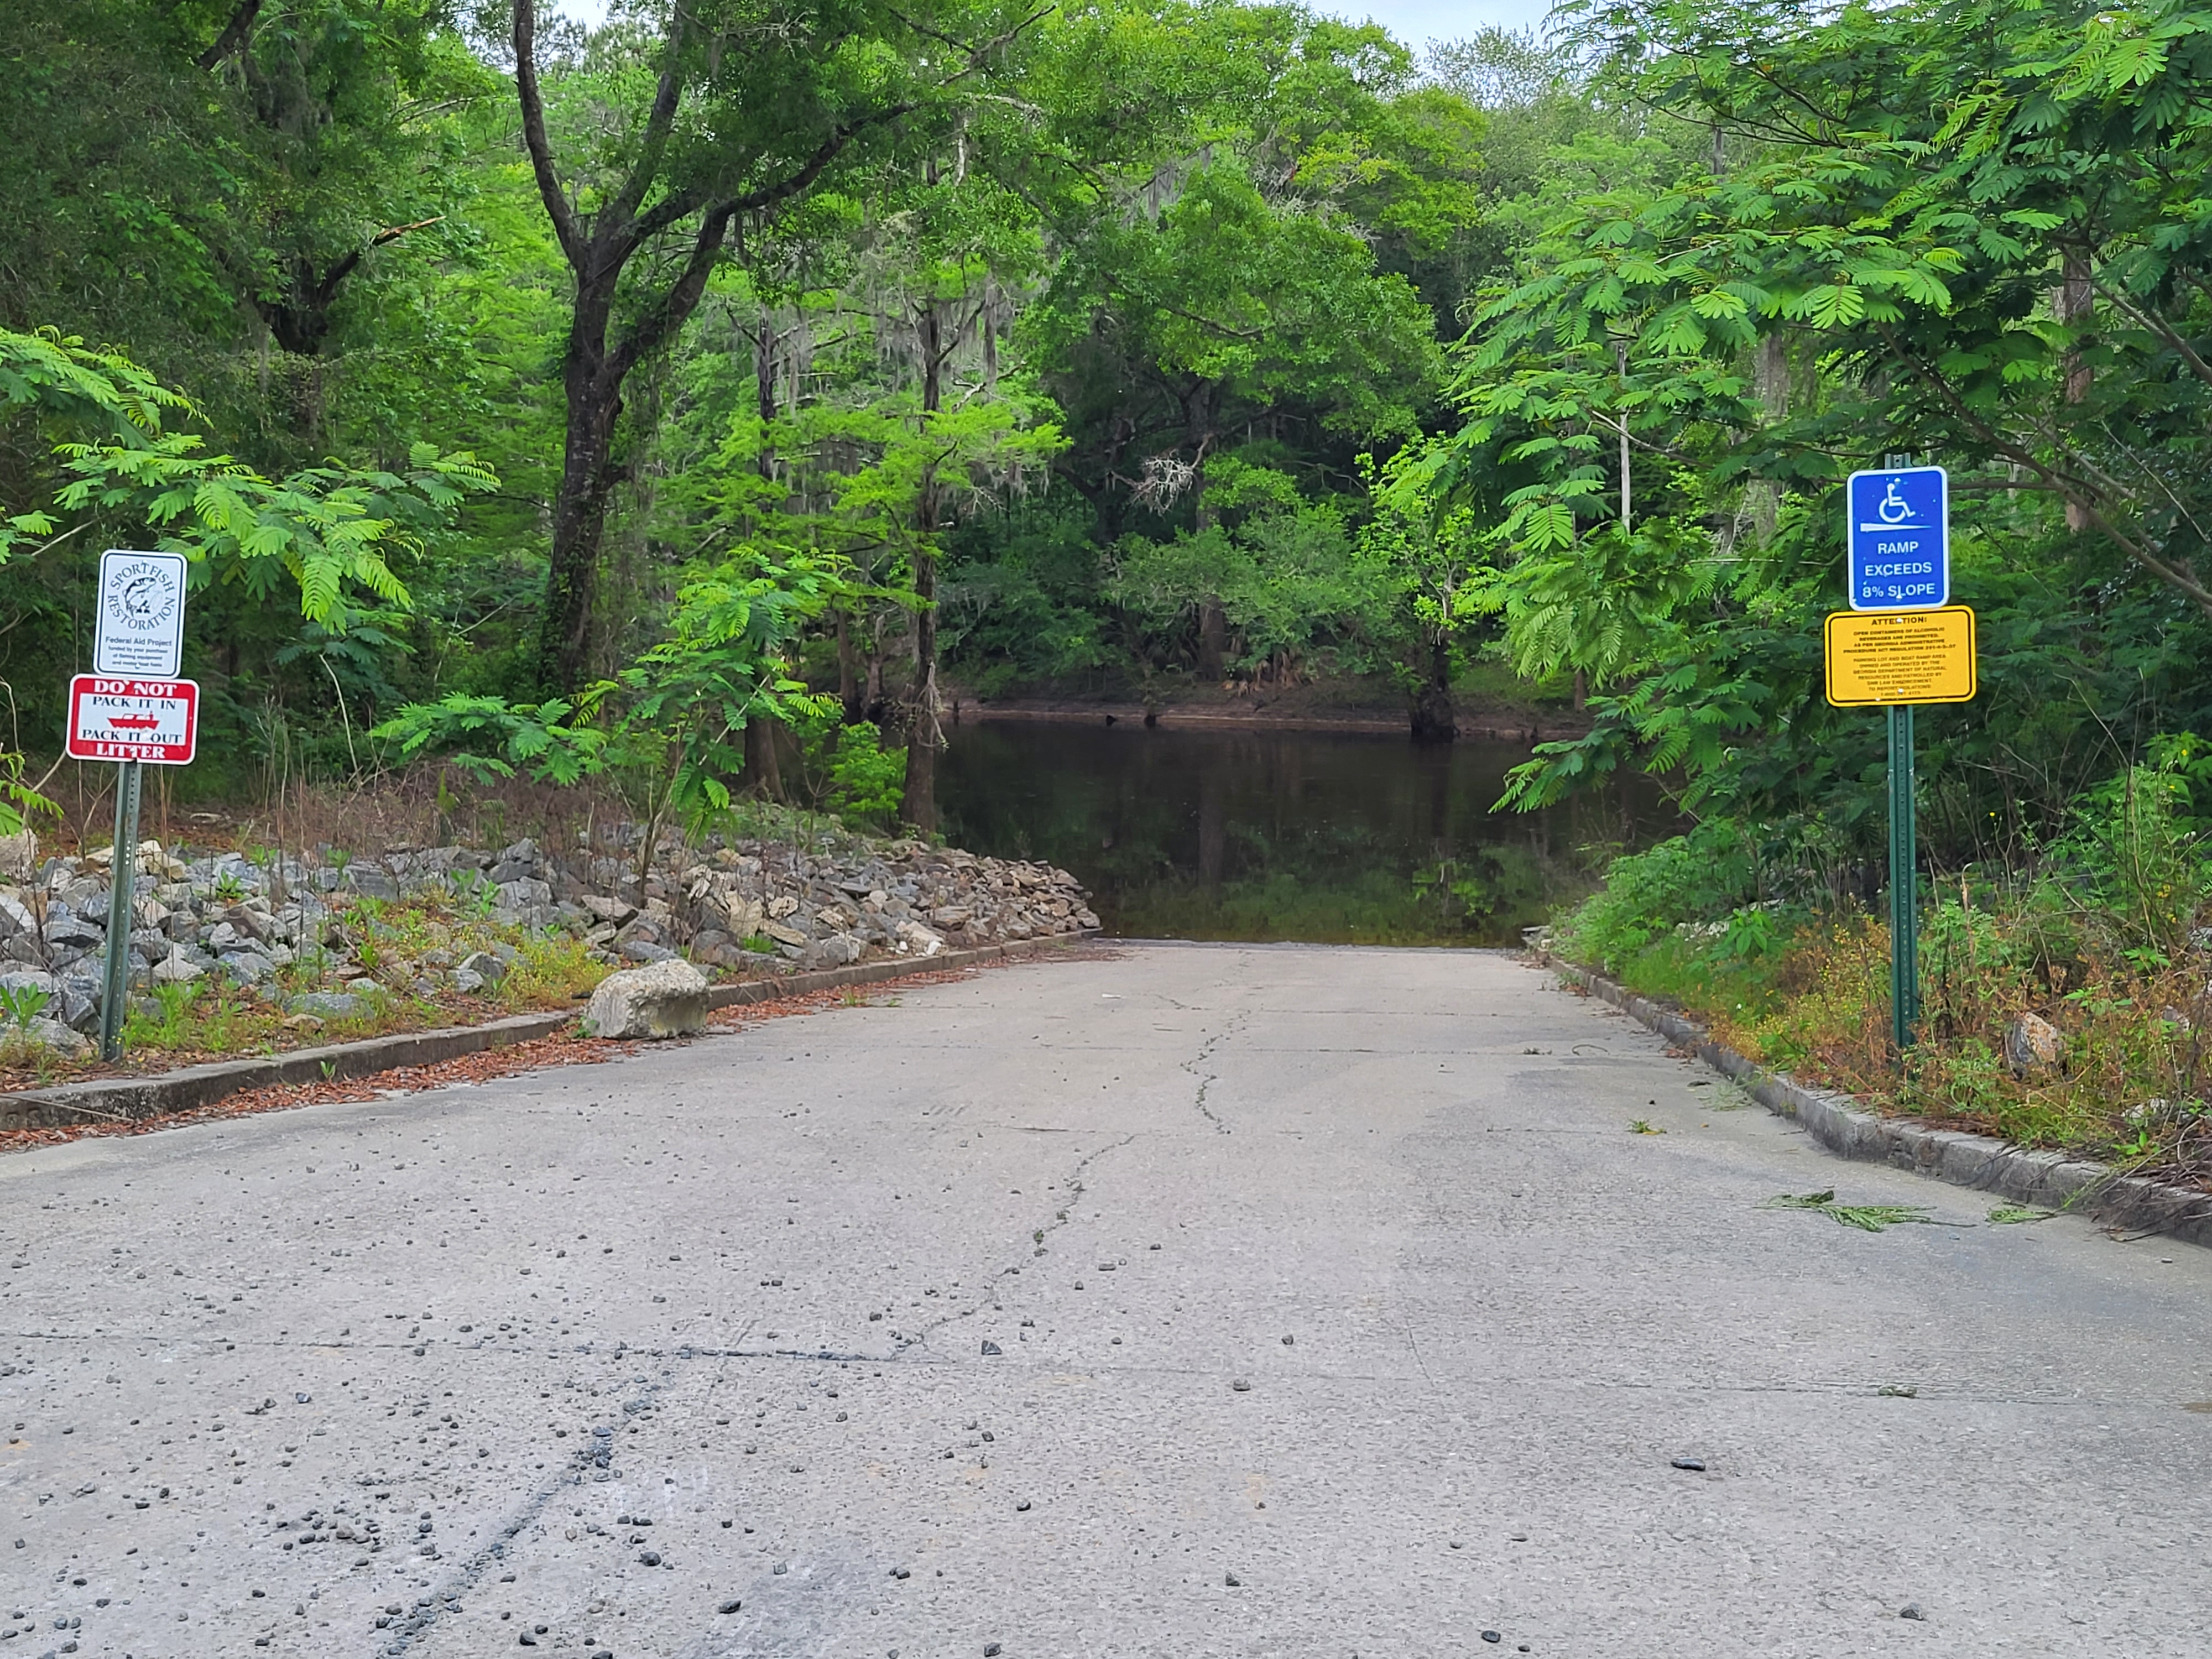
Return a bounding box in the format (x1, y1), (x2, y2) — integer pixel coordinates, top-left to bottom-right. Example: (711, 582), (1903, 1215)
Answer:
(78, 548), (194, 1062)
(1828, 457), (1976, 1061)
(1886, 706), (1919, 1052)
(97, 759), (143, 1062)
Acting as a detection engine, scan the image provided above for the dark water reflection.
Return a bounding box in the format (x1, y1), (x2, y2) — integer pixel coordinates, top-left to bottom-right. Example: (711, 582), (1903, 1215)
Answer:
(939, 720), (1672, 945)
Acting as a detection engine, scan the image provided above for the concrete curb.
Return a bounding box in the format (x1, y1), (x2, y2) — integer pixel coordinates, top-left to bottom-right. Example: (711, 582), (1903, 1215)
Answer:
(1542, 951), (2212, 1247)
(0, 932), (1095, 1135)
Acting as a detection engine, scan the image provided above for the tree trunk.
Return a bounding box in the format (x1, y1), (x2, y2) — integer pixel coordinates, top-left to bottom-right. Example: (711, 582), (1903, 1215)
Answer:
(901, 273), (945, 836)
(754, 313), (778, 478)
(2058, 250), (2094, 533)
(864, 618), (887, 724)
(1197, 762), (1225, 886)
(1185, 383), (1224, 680)
(836, 608), (862, 725)
(743, 716), (782, 801)
(511, 0), (908, 692)
(540, 286), (624, 691)
(1197, 602), (1227, 681)
(1410, 636), (1457, 740)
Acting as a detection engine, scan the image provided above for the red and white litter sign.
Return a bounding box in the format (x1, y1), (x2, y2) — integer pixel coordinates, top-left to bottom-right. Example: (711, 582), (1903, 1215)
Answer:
(66, 675), (199, 765)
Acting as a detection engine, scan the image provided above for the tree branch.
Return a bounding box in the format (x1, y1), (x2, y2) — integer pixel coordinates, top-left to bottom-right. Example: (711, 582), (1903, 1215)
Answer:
(610, 204), (741, 381)
(1872, 320), (2212, 615)
(369, 215), (446, 250)
(1162, 305), (1263, 340)
(727, 103), (921, 218)
(195, 0), (263, 70)
(2089, 274), (2212, 394)
(624, 186), (716, 251)
(513, 0), (585, 270)
(603, 14), (691, 233)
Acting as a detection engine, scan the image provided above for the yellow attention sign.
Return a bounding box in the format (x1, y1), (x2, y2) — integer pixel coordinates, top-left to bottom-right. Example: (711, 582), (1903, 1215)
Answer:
(1824, 606), (1977, 706)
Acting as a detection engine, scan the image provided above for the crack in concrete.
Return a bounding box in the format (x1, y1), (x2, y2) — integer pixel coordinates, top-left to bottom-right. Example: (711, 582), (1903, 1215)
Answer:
(1180, 1013), (1246, 1134)
(902, 1133), (1135, 1357)
(377, 1379), (670, 1657)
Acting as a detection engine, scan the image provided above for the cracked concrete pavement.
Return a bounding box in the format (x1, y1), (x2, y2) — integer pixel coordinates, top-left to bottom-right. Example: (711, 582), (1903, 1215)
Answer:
(4, 942), (2212, 1658)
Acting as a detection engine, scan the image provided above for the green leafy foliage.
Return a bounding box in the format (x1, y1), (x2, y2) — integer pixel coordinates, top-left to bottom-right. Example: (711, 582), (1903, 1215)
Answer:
(0, 983), (52, 1030)
(1761, 1191), (1947, 1233)
(369, 694), (608, 785)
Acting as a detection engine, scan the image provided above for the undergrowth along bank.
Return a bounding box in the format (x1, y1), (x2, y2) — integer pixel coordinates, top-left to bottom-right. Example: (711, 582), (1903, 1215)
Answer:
(1552, 748), (2212, 1192)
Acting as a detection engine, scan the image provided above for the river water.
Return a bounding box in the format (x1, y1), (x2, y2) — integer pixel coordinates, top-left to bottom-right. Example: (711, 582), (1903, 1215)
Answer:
(938, 719), (1670, 946)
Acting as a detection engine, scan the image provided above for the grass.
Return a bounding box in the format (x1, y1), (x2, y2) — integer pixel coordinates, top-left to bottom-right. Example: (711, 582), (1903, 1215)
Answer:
(1557, 890), (2212, 1187)
(1762, 1190), (1948, 1232)
(46, 888), (612, 1082)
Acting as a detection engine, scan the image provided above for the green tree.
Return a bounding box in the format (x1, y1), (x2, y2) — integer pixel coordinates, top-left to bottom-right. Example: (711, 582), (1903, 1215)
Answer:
(508, 0), (1051, 693)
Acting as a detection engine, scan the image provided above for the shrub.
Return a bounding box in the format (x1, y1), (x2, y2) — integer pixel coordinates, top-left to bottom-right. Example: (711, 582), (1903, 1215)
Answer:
(1552, 825), (1759, 975)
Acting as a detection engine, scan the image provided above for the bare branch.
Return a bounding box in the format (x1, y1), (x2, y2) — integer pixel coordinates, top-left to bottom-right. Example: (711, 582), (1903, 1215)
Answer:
(2089, 274), (2212, 394)
(1162, 305), (1263, 341)
(1872, 320), (2212, 615)
(603, 15), (692, 233)
(368, 215), (447, 249)
(513, 0), (585, 270)
(611, 204), (740, 380)
(195, 0), (263, 71)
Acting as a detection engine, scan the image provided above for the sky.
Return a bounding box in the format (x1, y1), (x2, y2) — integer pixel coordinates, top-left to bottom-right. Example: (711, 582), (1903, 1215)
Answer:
(549, 0), (1556, 50)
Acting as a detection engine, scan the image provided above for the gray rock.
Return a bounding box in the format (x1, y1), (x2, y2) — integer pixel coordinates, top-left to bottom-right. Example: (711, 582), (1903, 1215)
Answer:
(60, 878), (107, 916)
(583, 959), (709, 1040)
(288, 992), (364, 1019)
(58, 969), (101, 1030)
(894, 921), (945, 957)
(687, 930), (748, 968)
(581, 895), (638, 927)
(799, 933), (865, 971)
(620, 940), (679, 964)
(0, 968), (61, 1003)
(4, 1015), (91, 1058)
(456, 950), (508, 988)
(219, 952), (273, 985)
(497, 877), (554, 910)
(614, 916), (669, 950)
(152, 947), (204, 985)
(43, 915), (102, 951)
(0, 889), (35, 936)
(2003, 1013), (2066, 1076)
(344, 869), (400, 901)
(224, 904), (278, 942)
(0, 833), (36, 885)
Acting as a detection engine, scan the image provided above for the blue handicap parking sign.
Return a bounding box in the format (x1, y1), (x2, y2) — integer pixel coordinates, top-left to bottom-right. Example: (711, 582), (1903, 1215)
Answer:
(1846, 466), (1948, 611)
